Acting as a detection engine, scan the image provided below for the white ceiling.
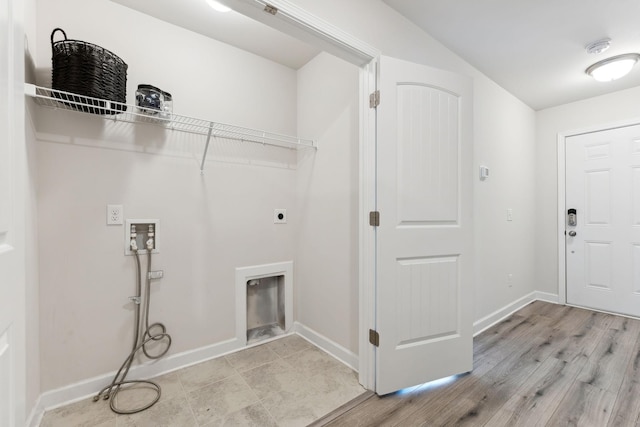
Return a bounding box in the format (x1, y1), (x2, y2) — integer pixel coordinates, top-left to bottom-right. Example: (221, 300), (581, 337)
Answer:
(112, 0), (640, 110)
(110, 0), (321, 70)
(382, 0), (640, 110)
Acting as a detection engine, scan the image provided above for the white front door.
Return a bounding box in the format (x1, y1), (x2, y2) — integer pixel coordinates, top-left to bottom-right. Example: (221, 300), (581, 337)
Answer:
(565, 124), (640, 317)
(375, 56), (474, 395)
(0, 0), (25, 425)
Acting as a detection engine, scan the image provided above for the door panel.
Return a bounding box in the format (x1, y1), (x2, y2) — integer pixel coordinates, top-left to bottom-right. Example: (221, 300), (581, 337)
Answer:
(397, 84), (459, 224)
(633, 167), (640, 225)
(396, 255), (459, 346)
(585, 169), (611, 225)
(585, 242), (611, 289)
(566, 125), (640, 316)
(376, 56), (473, 395)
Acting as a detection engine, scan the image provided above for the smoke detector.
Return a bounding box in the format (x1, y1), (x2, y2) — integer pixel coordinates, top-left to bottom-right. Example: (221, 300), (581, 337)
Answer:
(586, 38), (611, 55)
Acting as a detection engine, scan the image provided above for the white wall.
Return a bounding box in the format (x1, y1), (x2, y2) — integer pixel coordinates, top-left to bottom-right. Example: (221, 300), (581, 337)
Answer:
(295, 53), (360, 353)
(535, 86), (640, 295)
(288, 0), (538, 327)
(35, 0), (300, 392)
(473, 77), (536, 320)
(32, 0), (539, 400)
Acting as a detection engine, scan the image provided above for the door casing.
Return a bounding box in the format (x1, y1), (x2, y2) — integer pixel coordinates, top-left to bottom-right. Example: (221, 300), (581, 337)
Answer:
(557, 117), (640, 306)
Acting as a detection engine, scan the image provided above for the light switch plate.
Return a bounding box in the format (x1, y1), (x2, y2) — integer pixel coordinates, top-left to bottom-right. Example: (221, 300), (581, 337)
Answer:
(479, 165), (490, 180)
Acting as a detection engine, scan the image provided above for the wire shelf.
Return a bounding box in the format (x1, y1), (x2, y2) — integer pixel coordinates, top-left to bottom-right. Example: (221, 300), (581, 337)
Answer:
(24, 83), (316, 171)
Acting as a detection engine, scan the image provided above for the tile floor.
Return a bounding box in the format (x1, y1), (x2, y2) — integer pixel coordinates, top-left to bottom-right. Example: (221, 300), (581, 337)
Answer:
(40, 335), (365, 427)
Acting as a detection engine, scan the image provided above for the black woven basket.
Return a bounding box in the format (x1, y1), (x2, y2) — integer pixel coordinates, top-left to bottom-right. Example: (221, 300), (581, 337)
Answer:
(51, 28), (128, 115)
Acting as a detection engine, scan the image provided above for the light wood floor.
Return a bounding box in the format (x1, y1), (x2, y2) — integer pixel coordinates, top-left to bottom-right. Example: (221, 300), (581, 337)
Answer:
(323, 301), (640, 426)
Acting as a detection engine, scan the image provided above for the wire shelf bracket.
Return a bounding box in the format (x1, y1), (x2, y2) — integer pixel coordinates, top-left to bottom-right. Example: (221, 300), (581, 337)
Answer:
(24, 83), (316, 172)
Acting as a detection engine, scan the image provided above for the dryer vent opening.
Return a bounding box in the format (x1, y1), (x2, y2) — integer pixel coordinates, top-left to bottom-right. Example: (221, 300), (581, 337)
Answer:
(235, 261), (293, 346)
(246, 275), (285, 344)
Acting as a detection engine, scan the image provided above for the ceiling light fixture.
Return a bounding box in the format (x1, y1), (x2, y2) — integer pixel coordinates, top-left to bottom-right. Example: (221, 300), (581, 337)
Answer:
(206, 0), (231, 13)
(586, 53), (640, 82)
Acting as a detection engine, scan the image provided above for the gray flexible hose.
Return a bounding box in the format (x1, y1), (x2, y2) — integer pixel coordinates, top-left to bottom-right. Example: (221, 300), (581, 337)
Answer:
(93, 250), (171, 414)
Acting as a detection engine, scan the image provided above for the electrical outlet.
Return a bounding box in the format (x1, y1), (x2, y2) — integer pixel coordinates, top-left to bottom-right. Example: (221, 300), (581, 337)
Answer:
(506, 208), (513, 222)
(107, 204), (123, 225)
(507, 273), (513, 288)
(274, 209), (287, 224)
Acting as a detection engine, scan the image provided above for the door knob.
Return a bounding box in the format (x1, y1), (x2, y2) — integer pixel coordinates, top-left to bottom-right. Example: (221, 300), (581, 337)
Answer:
(568, 231), (577, 237)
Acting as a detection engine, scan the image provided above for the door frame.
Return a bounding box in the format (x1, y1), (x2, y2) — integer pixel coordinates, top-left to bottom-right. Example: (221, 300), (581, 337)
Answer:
(556, 117), (640, 305)
(218, 0), (381, 390)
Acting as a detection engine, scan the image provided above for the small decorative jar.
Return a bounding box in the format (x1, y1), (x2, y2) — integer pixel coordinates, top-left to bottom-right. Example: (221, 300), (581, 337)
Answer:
(136, 84), (163, 115)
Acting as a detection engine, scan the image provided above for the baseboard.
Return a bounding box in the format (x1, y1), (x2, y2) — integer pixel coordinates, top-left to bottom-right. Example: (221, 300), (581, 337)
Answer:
(38, 337), (241, 412)
(294, 321), (359, 372)
(534, 291), (559, 304)
(473, 292), (561, 336)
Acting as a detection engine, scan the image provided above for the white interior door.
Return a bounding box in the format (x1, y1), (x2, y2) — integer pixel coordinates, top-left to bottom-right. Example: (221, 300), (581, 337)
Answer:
(375, 56), (473, 395)
(566, 124), (640, 316)
(0, 0), (24, 425)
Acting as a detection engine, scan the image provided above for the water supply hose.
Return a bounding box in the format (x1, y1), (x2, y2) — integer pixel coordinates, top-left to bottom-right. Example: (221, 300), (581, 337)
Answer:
(93, 249), (172, 414)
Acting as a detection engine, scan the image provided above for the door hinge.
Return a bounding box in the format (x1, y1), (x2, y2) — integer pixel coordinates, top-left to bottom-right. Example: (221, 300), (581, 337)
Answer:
(369, 211), (380, 227)
(369, 90), (380, 108)
(369, 329), (380, 347)
(264, 4), (278, 15)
